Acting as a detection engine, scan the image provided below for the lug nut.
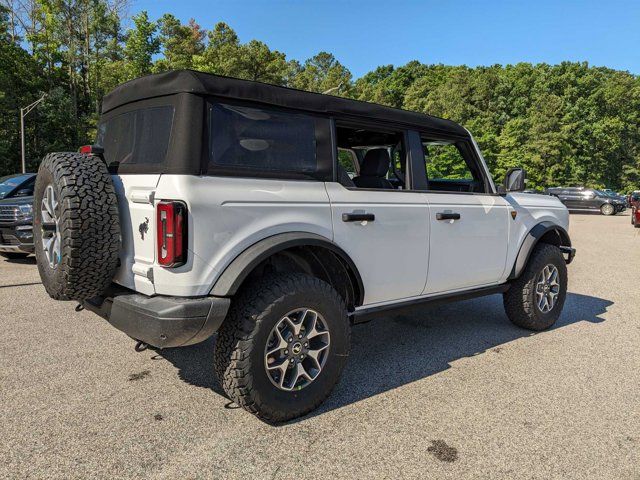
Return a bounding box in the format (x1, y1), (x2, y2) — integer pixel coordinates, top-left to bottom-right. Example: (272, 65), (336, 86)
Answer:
(289, 358), (294, 363)
(298, 334), (303, 339)
(288, 337), (293, 343)
(300, 354), (305, 359)
(284, 350), (288, 355)
(304, 343), (308, 347)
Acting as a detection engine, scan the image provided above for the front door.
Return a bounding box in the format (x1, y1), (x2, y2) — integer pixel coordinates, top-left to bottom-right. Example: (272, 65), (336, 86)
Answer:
(417, 135), (510, 294)
(423, 193), (510, 293)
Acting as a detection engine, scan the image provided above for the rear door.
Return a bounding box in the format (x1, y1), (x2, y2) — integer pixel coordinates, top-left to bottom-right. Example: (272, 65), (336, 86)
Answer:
(110, 174), (160, 296)
(560, 189), (583, 209)
(96, 103), (176, 295)
(327, 122), (430, 305)
(416, 135), (510, 294)
(326, 184), (429, 305)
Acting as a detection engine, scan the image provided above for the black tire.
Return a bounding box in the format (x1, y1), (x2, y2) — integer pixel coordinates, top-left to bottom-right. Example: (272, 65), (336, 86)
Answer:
(214, 273), (350, 423)
(504, 243), (567, 331)
(600, 203), (615, 216)
(0, 252), (30, 260)
(34, 152), (120, 301)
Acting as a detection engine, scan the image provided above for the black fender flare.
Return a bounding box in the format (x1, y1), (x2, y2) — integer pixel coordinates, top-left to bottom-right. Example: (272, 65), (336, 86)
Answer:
(509, 222), (573, 279)
(210, 232), (365, 304)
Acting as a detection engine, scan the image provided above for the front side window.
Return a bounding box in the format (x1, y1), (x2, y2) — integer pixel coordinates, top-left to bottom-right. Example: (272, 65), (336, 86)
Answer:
(420, 137), (485, 193)
(209, 103), (322, 178)
(96, 106), (174, 170)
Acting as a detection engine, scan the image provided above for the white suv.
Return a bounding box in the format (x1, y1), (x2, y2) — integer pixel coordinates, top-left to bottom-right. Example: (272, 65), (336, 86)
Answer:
(33, 70), (575, 422)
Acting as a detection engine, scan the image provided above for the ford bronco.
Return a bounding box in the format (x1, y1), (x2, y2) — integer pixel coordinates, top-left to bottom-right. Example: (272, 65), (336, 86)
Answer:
(33, 70), (575, 422)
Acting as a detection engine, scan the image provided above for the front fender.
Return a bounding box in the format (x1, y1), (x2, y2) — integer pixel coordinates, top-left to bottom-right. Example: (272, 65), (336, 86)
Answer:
(509, 221), (573, 279)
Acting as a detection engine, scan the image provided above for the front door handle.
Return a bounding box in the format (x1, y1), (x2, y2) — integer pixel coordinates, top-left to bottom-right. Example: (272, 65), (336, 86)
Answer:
(342, 212), (375, 222)
(436, 212), (461, 221)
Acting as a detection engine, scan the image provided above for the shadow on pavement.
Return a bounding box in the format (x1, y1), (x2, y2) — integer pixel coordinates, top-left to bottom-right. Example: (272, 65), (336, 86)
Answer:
(157, 291), (612, 421)
(2, 256), (36, 265)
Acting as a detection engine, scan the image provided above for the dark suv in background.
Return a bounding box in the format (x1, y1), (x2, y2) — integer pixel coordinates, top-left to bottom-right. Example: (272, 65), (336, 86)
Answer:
(546, 187), (626, 216)
(0, 173), (36, 259)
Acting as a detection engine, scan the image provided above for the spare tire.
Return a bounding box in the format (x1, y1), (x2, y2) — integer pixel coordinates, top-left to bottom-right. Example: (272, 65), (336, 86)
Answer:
(34, 152), (121, 301)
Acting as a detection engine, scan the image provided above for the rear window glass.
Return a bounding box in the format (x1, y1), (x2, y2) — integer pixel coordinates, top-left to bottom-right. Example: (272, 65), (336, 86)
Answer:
(96, 106), (174, 169)
(209, 103), (317, 175)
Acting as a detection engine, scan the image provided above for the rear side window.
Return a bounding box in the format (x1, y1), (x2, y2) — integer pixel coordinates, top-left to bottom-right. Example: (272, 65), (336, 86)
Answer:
(209, 103), (328, 179)
(96, 106), (174, 170)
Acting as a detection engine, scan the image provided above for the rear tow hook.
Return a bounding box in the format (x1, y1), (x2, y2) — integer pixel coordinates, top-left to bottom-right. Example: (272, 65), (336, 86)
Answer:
(134, 341), (149, 352)
(75, 304), (85, 312)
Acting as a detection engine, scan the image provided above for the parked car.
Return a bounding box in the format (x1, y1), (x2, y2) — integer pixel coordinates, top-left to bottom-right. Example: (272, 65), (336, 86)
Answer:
(546, 187), (625, 215)
(0, 173), (36, 259)
(629, 191), (640, 228)
(33, 70), (575, 422)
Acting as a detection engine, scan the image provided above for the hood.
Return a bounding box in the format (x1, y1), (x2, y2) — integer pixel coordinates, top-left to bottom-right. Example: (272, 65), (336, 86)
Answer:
(507, 192), (566, 208)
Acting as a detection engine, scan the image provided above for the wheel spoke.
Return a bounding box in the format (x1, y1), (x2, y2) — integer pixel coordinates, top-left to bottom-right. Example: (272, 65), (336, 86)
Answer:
(302, 309), (317, 336)
(266, 328), (288, 356)
(307, 343), (329, 373)
(291, 362), (311, 388)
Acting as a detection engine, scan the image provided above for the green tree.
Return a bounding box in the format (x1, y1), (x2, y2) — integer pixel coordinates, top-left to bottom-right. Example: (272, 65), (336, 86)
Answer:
(124, 10), (159, 78)
(291, 52), (352, 95)
(154, 14), (204, 71)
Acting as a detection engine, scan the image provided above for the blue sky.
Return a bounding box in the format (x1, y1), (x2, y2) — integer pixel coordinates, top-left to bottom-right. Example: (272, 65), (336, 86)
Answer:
(131, 0), (640, 78)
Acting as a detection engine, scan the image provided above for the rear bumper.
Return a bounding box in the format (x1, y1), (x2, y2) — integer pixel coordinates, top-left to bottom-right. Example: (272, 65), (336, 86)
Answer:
(83, 285), (230, 348)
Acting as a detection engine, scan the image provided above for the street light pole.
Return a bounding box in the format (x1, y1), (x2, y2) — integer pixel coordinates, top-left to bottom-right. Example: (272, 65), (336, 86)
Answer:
(20, 93), (47, 174)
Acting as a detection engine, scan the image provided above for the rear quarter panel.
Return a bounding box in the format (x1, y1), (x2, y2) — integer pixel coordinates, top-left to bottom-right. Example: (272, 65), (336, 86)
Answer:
(152, 175), (333, 296)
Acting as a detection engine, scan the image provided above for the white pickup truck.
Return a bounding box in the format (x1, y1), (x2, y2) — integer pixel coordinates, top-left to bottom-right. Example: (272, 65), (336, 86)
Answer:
(33, 70), (575, 423)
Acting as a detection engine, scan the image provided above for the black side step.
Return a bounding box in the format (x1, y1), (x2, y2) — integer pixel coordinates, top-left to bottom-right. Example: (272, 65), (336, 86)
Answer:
(351, 283), (510, 324)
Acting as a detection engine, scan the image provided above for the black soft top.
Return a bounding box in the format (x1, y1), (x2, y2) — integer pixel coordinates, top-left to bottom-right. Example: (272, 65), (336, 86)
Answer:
(102, 70), (468, 137)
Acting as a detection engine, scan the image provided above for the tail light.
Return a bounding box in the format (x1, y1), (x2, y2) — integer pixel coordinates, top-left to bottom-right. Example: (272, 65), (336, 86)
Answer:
(156, 201), (188, 267)
(79, 145), (104, 155)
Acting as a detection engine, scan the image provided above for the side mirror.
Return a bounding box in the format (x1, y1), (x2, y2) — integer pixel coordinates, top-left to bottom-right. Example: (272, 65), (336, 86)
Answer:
(503, 168), (527, 193)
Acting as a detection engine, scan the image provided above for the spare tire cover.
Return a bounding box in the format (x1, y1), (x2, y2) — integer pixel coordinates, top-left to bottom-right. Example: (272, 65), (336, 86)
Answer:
(34, 152), (120, 301)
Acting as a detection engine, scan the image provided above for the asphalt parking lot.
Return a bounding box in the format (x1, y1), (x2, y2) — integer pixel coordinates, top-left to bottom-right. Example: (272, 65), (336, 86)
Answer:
(1, 213), (638, 479)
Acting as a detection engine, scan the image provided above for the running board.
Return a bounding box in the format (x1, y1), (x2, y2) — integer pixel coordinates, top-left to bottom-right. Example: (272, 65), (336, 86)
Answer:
(351, 283), (510, 324)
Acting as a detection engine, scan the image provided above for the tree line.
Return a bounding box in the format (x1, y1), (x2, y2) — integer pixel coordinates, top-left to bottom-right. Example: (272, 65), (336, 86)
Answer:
(1, 1), (639, 191)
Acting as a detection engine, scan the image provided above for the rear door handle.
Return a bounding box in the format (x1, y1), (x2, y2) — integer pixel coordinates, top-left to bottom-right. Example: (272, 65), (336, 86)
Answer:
(342, 212), (375, 222)
(436, 212), (461, 221)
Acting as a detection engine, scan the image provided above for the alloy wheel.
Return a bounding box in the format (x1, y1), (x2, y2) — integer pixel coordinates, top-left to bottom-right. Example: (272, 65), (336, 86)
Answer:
(264, 308), (331, 391)
(40, 184), (61, 268)
(601, 204), (614, 215)
(535, 264), (560, 313)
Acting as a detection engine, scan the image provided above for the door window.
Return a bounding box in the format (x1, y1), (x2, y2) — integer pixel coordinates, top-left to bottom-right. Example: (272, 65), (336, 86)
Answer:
(334, 123), (408, 190)
(420, 137), (486, 193)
